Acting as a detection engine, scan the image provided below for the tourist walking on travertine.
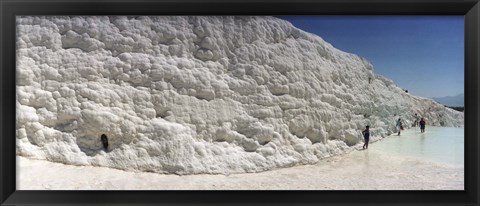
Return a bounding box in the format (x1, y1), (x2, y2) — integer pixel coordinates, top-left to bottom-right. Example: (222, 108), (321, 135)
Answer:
(396, 118), (403, 136)
(419, 118), (426, 133)
(362, 126), (370, 150)
(413, 113), (420, 127)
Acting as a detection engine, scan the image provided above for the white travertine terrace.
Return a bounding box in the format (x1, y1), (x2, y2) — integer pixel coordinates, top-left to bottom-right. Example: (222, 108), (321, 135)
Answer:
(16, 16), (464, 174)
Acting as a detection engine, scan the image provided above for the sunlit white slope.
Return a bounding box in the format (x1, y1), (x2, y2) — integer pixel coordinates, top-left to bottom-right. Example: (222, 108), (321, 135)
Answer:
(16, 16), (464, 174)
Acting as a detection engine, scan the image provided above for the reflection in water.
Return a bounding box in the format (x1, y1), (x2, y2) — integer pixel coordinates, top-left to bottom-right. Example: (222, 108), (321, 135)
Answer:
(363, 149), (370, 166)
(419, 133), (426, 155)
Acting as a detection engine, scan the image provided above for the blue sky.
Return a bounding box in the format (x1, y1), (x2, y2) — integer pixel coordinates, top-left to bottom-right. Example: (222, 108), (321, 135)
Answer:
(277, 16), (464, 98)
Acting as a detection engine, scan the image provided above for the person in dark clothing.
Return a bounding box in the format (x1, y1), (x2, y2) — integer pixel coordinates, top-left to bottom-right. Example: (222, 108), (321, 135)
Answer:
(396, 118), (403, 136)
(362, 126), (370, 150)
(101, 134), (109, 150)
(419, 118), (426, 133)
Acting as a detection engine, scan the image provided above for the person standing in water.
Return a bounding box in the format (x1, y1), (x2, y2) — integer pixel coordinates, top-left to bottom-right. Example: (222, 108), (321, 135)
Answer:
(396, 118), (403, 136)
(419, 118), (426, 133)
(362, 126), (370, 150)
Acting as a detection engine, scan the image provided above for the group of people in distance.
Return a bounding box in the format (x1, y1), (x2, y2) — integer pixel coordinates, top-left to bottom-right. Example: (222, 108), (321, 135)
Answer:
(395, 113), (427, 136)
(413, 113), (426, 133)
(361, 113), (427, 150)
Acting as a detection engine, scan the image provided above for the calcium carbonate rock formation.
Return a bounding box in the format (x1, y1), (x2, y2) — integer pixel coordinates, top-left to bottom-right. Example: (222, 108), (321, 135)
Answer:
(16, 16), (464, 174)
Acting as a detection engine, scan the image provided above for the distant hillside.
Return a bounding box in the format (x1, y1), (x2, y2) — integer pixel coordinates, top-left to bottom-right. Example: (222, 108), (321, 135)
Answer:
(432, 94), (464, 107)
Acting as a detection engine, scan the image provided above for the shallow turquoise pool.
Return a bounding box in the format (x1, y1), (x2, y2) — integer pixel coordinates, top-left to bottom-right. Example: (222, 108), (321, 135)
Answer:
(372, 126), (464, 167)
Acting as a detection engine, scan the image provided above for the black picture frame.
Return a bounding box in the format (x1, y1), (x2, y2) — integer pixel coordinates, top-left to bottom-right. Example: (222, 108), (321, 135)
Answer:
(1, 0), (479, 205)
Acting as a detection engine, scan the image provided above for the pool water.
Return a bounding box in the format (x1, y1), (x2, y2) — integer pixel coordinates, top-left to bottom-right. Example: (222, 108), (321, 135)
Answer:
(372, 126), (464, 167)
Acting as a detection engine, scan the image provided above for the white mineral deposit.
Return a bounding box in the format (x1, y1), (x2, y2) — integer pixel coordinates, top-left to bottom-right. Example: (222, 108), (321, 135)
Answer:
(15, 16), (464, 190)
